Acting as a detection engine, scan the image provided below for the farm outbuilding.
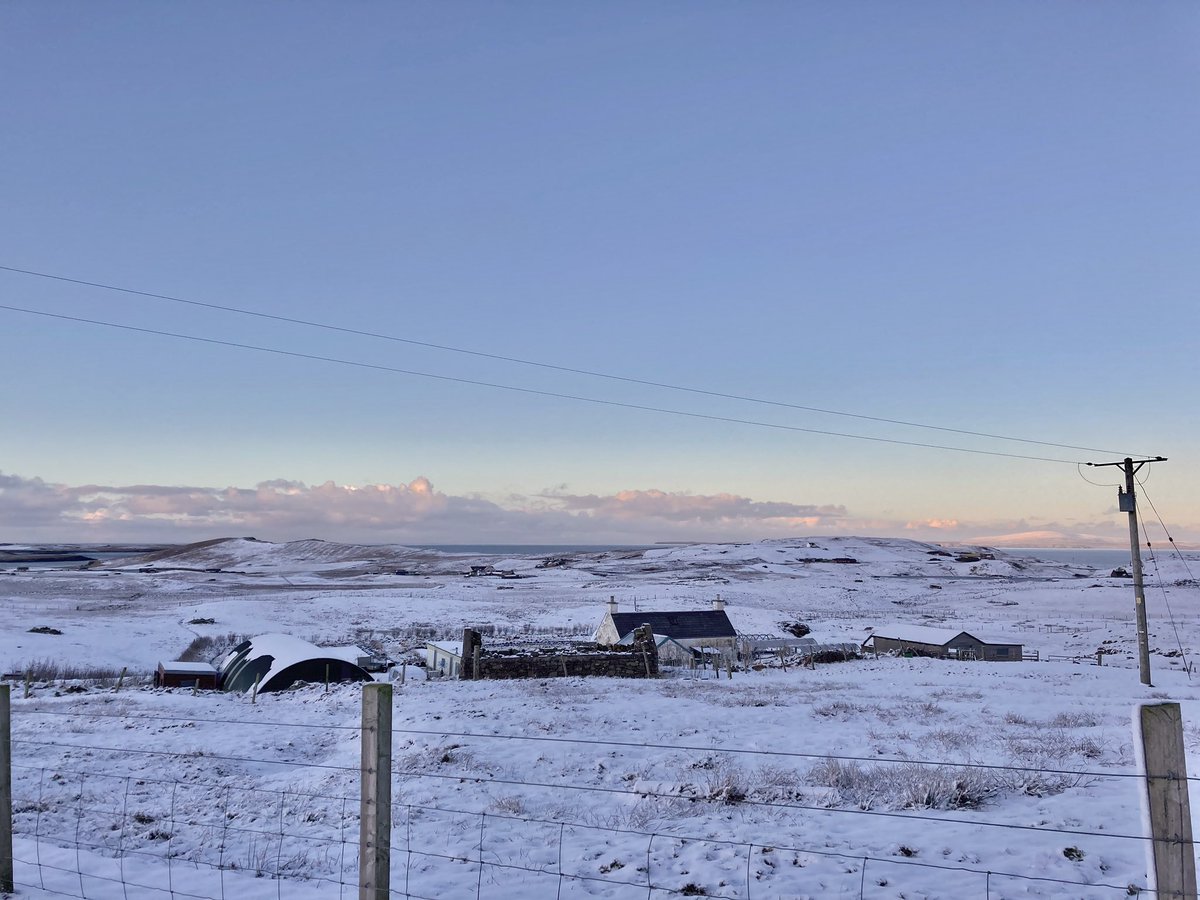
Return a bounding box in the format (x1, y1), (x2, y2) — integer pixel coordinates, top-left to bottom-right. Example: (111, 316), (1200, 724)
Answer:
(217, 634), (374, 693)
(862, 625), (1023, 661)
(155, 661), (219, 690)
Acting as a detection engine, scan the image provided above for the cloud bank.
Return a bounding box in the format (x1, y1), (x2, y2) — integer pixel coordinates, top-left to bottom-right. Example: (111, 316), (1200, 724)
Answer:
(0, 472), (849, 544)
(3, 472), (1189, 547)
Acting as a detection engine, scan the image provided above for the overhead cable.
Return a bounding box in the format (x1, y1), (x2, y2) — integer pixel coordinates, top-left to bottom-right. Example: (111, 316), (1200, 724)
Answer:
(0, 303), (1092, 463)
(0, 263), (1139, 456)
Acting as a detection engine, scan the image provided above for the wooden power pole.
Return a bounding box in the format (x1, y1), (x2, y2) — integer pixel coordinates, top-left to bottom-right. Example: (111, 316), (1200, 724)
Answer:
(1086, 456), (1167, 686)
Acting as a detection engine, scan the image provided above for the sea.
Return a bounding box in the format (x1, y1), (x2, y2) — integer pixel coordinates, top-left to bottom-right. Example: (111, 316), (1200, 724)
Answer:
(0, 551), (150, 571)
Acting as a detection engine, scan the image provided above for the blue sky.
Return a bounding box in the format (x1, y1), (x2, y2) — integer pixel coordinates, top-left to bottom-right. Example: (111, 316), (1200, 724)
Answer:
(1, 2), (1197, 545)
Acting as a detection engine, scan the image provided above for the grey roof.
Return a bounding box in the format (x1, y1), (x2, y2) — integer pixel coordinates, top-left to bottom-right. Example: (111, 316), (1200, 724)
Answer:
(610, 610), (736, 641)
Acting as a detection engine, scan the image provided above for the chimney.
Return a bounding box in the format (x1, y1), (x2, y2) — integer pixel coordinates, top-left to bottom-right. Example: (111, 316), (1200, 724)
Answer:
(607, 595), (618, 614)
(713, 594), (725, 611)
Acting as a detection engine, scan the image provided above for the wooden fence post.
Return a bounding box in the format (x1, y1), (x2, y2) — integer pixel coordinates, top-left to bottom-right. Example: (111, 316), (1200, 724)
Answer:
(1138, 702), (1197, 899)
(360, 683), (392, 900)
(0, 684), (11, 894)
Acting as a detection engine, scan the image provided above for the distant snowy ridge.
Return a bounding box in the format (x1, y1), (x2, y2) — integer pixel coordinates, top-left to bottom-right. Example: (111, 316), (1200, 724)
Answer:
(100, 534), (1105, 582)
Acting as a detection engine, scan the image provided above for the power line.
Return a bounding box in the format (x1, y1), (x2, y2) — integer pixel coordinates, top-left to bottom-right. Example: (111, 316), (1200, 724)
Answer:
(0, 263), (1139, 457)
(0, 302), (1090, 464)
(1135, 474), (1198, 584)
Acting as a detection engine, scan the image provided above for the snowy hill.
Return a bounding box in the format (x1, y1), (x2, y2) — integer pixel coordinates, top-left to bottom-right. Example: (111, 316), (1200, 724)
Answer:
(4, 534), (1200, 898)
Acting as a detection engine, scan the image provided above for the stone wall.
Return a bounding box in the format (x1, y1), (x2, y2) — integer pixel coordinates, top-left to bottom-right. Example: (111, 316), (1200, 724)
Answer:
(460, 628), (658, 680)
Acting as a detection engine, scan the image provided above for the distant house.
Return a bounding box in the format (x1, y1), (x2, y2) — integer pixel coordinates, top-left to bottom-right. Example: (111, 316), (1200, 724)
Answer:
(594, 596), (737, 656)
(862, 625), (1023, 662)
(426, 640), (465, 677)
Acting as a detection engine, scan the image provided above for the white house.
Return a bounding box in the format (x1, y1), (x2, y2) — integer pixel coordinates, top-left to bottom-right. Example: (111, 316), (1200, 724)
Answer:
(425, 640), (464, 677)
(595, 596), (737, 656)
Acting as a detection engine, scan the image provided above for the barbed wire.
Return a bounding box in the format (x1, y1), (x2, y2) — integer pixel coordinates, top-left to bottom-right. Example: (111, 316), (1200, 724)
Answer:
(11, 736), (362, 774)
(9, 787), (1151, 900)
(10, 760), (357, 806)
(13, 706), (1158, 782)
(394, 801), (1147, 895)
(9, 733), (1154, 846)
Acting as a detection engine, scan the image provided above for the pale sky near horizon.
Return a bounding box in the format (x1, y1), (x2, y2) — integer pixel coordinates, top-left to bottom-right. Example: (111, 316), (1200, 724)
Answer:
(1, 2), (1197, 546)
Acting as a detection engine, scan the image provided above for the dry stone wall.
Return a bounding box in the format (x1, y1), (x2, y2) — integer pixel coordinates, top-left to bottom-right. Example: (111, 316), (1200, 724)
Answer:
(459, 628), (658, 680)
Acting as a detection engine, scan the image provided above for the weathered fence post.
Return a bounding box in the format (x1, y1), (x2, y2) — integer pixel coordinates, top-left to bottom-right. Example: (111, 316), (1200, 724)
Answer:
(360, 683), (392, 900)
(1, 683), (12, 894)
(1138, 702), (1197, 899)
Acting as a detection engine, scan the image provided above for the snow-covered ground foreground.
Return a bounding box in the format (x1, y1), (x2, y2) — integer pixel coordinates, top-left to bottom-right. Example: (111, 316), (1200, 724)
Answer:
(3, 536), (1199, 898)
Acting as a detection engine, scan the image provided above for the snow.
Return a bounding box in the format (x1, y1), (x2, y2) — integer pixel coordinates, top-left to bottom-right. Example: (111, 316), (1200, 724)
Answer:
(321, 644), (370, 663)
(157, 660), (217, 673)
(3, 535), (1199, 898)
(219, 632), (357, 692)
(864, 624), (968, 645)
(863, 624), (1020, 647)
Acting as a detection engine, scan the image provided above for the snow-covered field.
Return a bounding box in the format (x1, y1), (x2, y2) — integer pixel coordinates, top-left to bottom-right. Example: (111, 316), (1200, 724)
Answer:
(3, 536), (1199, 899)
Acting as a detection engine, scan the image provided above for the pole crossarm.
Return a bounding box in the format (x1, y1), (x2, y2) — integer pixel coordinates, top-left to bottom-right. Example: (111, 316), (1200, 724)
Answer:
(1085, 456), (1168, 469)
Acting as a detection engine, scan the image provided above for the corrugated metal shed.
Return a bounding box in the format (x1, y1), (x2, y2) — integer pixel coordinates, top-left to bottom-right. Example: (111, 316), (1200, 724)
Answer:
(217, 634), (374, 693)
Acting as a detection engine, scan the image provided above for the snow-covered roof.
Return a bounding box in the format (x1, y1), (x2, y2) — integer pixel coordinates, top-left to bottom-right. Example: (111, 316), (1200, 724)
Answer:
(323, 644), (371, 663)
(864, 625), (1019, 647)
(865, 625), (964, 646)
(427, 640), (464, 656)
(159, 661), (218, 673)
(219, 633), (373, 693)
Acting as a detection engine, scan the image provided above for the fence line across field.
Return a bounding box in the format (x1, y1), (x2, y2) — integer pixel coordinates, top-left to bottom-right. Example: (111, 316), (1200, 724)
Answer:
(4, 767), (1156, 900)
(3, 736), (1158, 845)
(12, 705), (1166, 783)
(3, 684), (1196, 899)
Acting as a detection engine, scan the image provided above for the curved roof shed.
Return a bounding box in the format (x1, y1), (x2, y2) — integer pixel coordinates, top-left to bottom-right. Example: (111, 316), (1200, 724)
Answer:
(218, 633), (373, 693)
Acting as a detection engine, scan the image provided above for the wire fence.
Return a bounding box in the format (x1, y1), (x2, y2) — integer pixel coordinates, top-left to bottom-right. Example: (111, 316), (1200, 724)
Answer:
(3, 692), (1189, 899)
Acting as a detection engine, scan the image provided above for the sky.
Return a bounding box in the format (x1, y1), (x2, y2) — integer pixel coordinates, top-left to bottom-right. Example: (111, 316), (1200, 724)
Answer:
(1, 1), (1198, 547)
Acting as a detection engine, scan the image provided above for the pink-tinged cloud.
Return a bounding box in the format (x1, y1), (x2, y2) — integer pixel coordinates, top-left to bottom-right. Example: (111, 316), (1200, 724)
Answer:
(546, 488), (846, 524)
(3, 471), (1196, 547)
(905, 518), (960, 531)
(0, 472), (851, 544)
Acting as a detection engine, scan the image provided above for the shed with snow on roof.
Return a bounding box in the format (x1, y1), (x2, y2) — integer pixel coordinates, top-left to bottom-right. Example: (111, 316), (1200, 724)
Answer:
(217, 634), (374, 693)
(155, 660), (219, 689)
(862, 626), (1023, 661)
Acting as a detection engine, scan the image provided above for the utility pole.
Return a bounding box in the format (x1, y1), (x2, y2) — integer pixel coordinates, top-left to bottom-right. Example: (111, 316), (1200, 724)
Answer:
(1086, 456), (1167, 686)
